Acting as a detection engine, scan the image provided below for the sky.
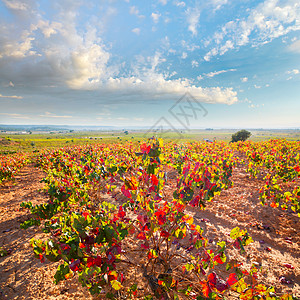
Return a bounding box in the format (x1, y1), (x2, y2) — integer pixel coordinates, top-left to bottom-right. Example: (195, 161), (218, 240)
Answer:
(0, 0), (300, 129)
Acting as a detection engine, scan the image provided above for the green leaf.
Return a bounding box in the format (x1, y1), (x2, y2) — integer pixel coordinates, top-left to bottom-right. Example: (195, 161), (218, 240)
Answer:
(54, 263), (70, 284)
(195, 239), (203, 249)
(147, 164), (156, 175)
(185, 263), (194, 271)
(20, 218), (40, 229)
(129, 283), (137, 292)
(106, 292), (116, 299)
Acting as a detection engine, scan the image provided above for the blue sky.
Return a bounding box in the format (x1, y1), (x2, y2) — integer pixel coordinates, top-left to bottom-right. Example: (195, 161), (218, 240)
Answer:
(0, 0), (299, 128)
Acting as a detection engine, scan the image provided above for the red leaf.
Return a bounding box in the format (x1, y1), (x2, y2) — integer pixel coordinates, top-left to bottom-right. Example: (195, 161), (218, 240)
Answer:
(294, 165), (300, 172)
(141, 143), (151, 154)
(107, 252), (116, 264)
(94, 256), (102, 267)
(137, 214), (148, 225)
(155, 210), (166, 225)
(70, 259), (81, 271)
(226, 273), (238, 286)
(82, 211), (90, 220)
(200, 281), (212, 297)
(233, 238), (241, 249)
(160, 230), (170, 238)
(215, 277), (228, 292)
(108, 270), (118, 280)
(283, 263), (294, 269)
(141, 243), (149, 249)
(87, 257), (94, 268)
(189, 195), (199, 207)
(137, 231), (146, 240)
(202, 250), (211, 262)
(39, 253), (45, 263)
(151, 174), (159, 186)
(118, 206), (126, 218)
(214, 254), (225, 264)
(121, 185), (131, 198)
(208, 272), (217, 287)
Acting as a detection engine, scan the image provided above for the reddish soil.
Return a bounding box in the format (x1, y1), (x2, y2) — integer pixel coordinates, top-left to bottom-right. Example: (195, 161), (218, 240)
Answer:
(0, 162), (299, 299)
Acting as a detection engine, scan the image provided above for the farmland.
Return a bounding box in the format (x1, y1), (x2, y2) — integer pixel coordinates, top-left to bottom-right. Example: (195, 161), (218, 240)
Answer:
(0, 134), (299, 300)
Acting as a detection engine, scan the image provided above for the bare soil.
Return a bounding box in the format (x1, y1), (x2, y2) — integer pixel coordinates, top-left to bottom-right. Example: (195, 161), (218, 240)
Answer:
(0, 162), (299, 299)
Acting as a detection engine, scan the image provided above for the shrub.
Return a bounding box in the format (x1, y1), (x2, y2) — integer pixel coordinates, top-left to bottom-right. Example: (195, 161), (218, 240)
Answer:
(231, 130), (251, 142)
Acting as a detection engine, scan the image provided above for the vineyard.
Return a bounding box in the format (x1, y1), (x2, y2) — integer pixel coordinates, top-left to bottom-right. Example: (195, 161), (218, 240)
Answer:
(0, 138), (299, 300)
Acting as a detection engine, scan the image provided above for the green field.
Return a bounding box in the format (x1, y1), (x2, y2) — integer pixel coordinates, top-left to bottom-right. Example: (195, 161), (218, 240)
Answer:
(1, 129), (299, 154)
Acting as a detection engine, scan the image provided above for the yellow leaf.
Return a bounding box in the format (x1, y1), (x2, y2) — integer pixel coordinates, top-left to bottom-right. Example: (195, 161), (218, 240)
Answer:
(158, 138), (163, 147)
(111, 280), (123, 291)
(230, 227), (245, 240)
(245, 236), (254, 245)
(240, 289), (253, 300)
(232, 278), (248, 293)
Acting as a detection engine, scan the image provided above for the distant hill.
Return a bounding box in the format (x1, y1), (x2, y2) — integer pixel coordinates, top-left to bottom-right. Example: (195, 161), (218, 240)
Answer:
(0, 125), (117, 132)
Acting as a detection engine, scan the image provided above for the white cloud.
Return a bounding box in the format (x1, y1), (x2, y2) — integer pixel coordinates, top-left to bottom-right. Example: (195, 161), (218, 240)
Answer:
(0, 0), (241, 107)
(181, 40), (200, 52)
(254, 84), (261, 89)
(204, 0), (300, 60)
(212, 0), (228, 11)
(286, 69), (299, 80)
(105, 75), (238, 105)
(151, 12), (161, 23)
(289, 39), (300, 53)
(174, 1), (185, 7)
(129, 6), (139, 15)
(129, 6), (144, 18)
(0, 113), (22, 116)
(186, 7), (201, 36)
(286, 69), (299, 75)
(164, 17), (171, 23)
(40, 112), (73, 118)
(0, 93), (23, 99)
(2, 0), (29, 11)
(59, 44), (111, 89)
(248, 103), (264, 109)
(31, 20), (62, 38)
(205, 68), (237, 78)
(0, 29), (37, 59)
(132, 28), (141, 35)
(0, 112), (30, 119)
(241, 77), (248, 82)
(191, 60), (199, 68)
(103, 52), (238, 105)
(159, 0), (168, 5)
(181, 52), (187, 59)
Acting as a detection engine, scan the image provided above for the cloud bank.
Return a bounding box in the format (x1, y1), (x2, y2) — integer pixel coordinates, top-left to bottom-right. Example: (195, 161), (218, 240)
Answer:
(0, 0), (239, 105)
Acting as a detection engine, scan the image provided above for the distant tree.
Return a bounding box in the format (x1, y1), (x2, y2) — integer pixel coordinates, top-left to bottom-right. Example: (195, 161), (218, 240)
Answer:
(124, 130), (129, 135)
(231, 130), (251, 142)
